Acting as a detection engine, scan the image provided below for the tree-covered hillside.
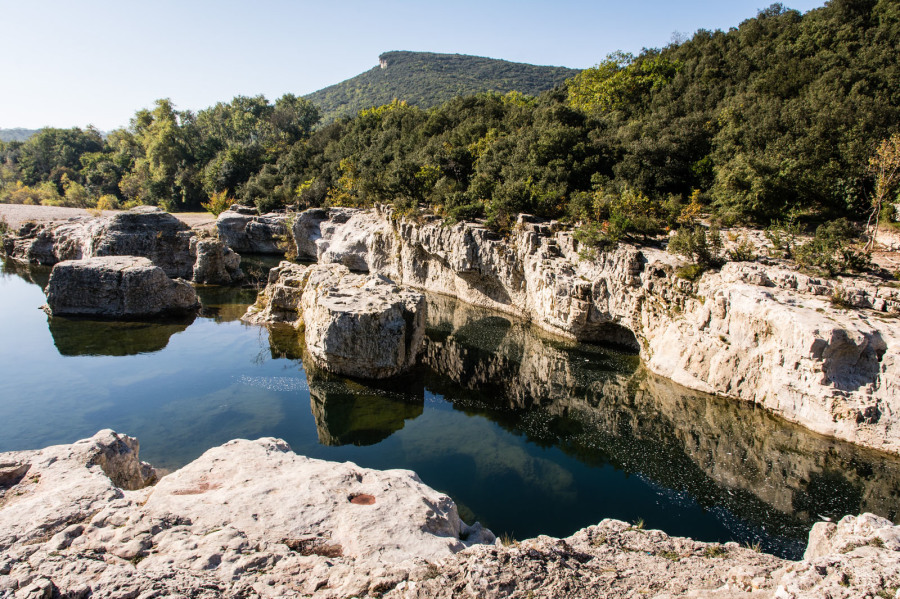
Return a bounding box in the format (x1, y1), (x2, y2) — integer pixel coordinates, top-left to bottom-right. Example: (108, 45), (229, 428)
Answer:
(304, 51), (580, 123)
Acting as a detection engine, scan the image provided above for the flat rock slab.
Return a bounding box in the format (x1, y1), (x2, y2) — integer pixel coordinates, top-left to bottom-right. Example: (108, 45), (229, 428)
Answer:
(0, 432), (493, 598)
(45, 256), (199, 318)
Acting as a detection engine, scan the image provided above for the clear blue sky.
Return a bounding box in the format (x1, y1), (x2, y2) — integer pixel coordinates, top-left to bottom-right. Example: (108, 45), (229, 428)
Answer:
(0, 0), (827, 131)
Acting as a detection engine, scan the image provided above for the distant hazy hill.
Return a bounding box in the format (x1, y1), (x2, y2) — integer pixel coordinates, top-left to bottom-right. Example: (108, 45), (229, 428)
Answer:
(0, 128), (39, 142)
(305, 51), (580, 123)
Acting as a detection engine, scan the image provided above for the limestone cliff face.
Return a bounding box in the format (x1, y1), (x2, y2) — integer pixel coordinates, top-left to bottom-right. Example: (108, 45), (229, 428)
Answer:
(289, 207), (900, 455)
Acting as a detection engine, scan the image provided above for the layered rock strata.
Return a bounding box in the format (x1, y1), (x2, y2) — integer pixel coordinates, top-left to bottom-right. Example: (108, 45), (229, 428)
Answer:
(2, 206), (242, 284)
(2, 433), (898, 599)
(44, 256), (199, 318)
(216, 205), (292, 254)
(277, 207), (900, 455)
(245, 262), (426, 378)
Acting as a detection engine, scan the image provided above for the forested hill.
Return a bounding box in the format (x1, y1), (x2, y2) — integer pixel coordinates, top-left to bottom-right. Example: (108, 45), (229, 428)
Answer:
(0, 128), (39, 142)
(304, 51), (579, 123)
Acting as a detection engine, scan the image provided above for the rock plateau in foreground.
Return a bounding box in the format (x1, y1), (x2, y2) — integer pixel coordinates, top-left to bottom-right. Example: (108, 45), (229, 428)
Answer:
(246, 262), (426, 379)
(1, 433), (899, 598)
(44, 256), (199, 318)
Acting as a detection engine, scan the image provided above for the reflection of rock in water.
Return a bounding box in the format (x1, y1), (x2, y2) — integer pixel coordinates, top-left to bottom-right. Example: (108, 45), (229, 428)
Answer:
(266, 323), (305, 361)
(49, 315), (194, 356)
(423, 294), (900, 551)
(2, 258), (51, 289)
(195, 285), (260, 323)
(305, 363), (424, 447)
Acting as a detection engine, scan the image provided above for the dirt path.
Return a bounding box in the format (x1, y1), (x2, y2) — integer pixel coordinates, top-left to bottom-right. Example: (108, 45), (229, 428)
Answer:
(0, 204), (215, 230)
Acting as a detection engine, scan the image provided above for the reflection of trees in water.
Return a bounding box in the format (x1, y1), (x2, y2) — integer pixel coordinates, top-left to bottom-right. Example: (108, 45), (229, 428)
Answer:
(421, 294), (900, 549)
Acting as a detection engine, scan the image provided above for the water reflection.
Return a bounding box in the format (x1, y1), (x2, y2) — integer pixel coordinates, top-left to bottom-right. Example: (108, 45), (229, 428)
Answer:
(307, 367), (424, 446)
(2, 256), (900, 560)
(417, 294), (900, 555)
(49, 315), (194, 356)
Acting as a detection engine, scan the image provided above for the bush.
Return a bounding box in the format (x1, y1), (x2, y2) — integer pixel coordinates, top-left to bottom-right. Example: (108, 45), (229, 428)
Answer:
(574, 221), (619, 259)
(96, 195), (120, 211)
(765, 214), (803, 259)
(0, 216), (8, 236)
(668, 224), (723, 270)
(201, 190), (232, 216)
(794, 218), (870, 276)
(727, 234), (757, 262)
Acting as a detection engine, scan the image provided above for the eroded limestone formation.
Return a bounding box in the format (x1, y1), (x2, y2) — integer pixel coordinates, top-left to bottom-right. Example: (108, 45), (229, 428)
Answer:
(216, 205), (292, 254)
(245, 262), (426, 379)
(0, 432), (492, 598)
(2, 206), (242, 284)
(280, 207), (900, 455)
(44, 256), (199, 318)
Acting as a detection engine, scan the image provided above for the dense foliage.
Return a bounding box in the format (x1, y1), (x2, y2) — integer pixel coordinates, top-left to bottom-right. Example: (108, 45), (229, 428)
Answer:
(304, 51), (579, 124)
(1, 1), (898, 255)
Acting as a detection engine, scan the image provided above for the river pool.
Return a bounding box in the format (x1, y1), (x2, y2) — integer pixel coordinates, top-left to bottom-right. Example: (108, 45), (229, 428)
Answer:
(2, 256), (899, 559)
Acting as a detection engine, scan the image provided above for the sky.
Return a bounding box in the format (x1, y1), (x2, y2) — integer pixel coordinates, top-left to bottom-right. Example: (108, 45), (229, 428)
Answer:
(0, 0), (828, 131)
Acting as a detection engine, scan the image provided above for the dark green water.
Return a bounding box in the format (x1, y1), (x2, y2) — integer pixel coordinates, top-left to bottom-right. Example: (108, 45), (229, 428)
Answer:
(2, 257), (899, 559)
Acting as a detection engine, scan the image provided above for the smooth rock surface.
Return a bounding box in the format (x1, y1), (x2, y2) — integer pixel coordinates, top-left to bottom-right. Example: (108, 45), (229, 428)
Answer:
(2, 206), (242, 284)
(286, 207), (900, 455)
(2, 434), (898, 598)
(0, 433), (492, 599)
(44, 256), (199, 318)
(245, 262), (427, 379)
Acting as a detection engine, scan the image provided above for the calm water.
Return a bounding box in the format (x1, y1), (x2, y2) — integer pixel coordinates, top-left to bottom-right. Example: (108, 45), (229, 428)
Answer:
(2, 257), (900, 559)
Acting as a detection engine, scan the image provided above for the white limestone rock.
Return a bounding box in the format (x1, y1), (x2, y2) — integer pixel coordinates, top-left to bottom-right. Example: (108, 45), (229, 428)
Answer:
(44, 256), (199, 318)
(301, 264), (426, 379)
(773, 513), (900, 599)
(216, 207), (291, 254)
(285, 207), (900, 455)
(245, 262), (426, 379)
(0, 433), (493, 598)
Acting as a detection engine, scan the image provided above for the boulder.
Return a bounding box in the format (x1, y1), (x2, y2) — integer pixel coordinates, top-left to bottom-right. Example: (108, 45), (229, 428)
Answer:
(190, 237), (242, 285)
(216, 207), (291, 254)
(243, 261), (311, 324)
(45, 256), (199, 318)
(301, 265), (426, 379)
(245, 263), (427, 379)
